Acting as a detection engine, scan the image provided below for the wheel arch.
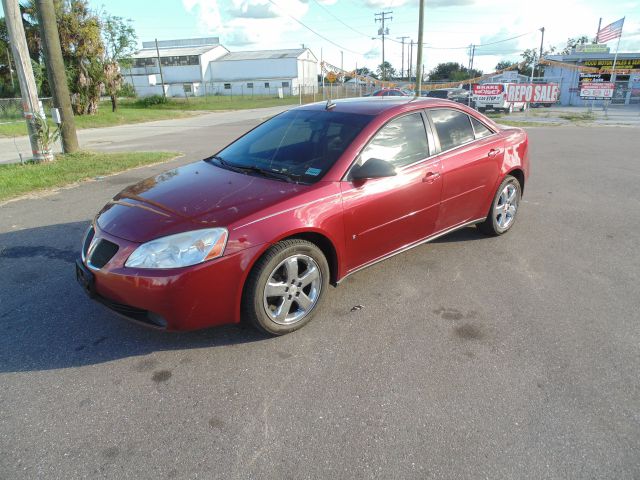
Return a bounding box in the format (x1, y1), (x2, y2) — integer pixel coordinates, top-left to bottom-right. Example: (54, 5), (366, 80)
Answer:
(507, 168), (525, 195)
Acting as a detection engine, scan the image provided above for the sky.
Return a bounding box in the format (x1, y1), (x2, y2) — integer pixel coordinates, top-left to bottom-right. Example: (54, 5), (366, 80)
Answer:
(3, 0), (640, 75)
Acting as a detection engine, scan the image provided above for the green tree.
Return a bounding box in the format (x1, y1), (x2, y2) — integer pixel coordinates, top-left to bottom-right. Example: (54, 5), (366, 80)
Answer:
(428, 62), (482, 82)
(102, 15), (137, 112)
(376, 61), (396, 80)
(495, 60), (518, 72)
(521, 45), (556, 77)
(560, 36), (591, 55)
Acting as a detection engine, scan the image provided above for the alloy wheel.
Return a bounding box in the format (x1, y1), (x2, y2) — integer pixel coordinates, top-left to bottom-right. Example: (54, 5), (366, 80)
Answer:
(495, 183), (518, 229)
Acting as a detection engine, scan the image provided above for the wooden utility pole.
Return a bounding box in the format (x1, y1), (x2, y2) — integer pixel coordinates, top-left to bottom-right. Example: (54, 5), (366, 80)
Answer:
(155, 39), (166, 98)
(2, 0), (49, 161)
(414, 0), (424, 95)
(36, 0), (78, 153)
(375, 11), (393, 81)
(397, 36), (409, 80)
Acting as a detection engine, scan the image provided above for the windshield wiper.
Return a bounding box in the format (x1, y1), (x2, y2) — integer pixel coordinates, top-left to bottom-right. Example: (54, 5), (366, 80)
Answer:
(206, 156), (299, 183)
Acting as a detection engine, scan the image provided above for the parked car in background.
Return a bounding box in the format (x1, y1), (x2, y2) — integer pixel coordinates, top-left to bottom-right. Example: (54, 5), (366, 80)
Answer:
(76, 97), (529, 335)
(472, 83), (526, 113)
(364, 88), (408, 97)
(424, 88), (470, 105)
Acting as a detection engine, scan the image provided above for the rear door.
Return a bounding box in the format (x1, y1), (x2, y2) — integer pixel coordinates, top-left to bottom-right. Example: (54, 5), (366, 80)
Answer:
(340, 111), (442, 271)
(428, 108), (503, 230)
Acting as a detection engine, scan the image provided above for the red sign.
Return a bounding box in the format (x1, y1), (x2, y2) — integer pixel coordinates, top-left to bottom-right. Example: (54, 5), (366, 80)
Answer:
(473, 84), (503, 95)
(580, 82), (614, 99)
(505, 83), (559, 103)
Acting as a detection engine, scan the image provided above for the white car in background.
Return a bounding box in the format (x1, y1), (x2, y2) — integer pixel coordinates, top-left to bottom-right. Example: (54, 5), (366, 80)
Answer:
(472, 83), (526, 113)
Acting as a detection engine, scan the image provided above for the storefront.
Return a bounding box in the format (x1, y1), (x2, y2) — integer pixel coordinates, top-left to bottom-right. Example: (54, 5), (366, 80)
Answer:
(542, 52), (640, 106)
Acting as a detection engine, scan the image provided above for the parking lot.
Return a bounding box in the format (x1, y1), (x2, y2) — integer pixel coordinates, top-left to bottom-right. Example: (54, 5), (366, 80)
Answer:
(1, 122), (639, 479)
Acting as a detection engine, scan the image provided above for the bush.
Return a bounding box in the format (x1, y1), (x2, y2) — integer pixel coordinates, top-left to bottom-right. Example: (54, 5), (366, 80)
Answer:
(117, 83), (137, 98)
(137, 95), (168, 107)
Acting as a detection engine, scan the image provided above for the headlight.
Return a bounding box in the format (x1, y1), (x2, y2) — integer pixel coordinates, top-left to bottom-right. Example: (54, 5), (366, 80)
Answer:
(125, 228), (228, 269)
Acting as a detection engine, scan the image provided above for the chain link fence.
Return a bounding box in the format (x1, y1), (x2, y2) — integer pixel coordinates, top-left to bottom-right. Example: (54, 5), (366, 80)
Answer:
(0, 97), (53, 121)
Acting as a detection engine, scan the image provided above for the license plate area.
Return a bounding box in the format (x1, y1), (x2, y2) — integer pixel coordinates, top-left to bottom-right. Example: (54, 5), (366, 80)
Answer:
(75, 259), (95, 297)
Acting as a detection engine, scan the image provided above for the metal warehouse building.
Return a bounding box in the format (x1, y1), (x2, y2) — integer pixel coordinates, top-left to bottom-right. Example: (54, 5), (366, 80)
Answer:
(123, 38), (318, 98)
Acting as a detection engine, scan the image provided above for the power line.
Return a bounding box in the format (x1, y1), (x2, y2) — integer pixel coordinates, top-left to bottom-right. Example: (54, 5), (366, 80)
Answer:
(309, 0), (372, 39)
(266, 0), (367, 55)
(422, 31), (535, 50)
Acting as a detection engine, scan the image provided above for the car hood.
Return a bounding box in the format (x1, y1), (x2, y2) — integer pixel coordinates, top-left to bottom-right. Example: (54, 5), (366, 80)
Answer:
(96, 161), (306, 243)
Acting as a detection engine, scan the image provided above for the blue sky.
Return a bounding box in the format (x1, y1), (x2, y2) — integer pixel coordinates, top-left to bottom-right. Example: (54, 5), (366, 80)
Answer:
(4, 0), (640, 74)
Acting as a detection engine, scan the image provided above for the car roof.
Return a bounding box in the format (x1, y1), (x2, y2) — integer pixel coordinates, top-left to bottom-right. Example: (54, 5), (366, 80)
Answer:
(295, 97), (456, 116)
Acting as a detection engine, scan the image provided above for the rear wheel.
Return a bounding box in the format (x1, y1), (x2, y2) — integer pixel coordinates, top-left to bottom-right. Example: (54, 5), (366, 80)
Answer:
(242, 239), (329, 335)
(478, 107), (486, 113)
(477, 175), (521, 236)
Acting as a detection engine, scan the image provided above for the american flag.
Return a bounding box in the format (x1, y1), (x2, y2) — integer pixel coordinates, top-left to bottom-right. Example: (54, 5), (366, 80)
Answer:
(597, 17), (625, 43)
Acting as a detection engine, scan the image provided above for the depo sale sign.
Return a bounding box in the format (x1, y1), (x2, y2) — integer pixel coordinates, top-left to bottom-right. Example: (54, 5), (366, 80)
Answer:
(505, 84), (559, 103)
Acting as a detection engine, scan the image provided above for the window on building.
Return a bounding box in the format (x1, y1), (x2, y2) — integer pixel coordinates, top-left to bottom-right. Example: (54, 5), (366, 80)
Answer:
(264, 82), (270, 88)
(430, 109), (475, 151)
(282, 81), (290, 88)
(183, 83), (193, 94)
(247, 82), (253, 89)
(470, 116), (493, 139)
(359, 113), (429, 168)
(224, 83), (231, 90)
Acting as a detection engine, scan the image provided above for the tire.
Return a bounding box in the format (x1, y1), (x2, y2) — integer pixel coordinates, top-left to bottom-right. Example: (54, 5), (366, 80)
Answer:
(477, 175), (522, 236)
(505, 104), (514, 114)
(478, 107), (486, 113)
(242, 239), (330, 335)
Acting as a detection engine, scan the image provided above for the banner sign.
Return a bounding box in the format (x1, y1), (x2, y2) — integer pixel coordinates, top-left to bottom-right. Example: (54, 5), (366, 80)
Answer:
(574, 44), (610, 54)
(472, 84), (503, 95)
(582, 58), (640, 70)
(579, 73), (614, 99)
(505, 84), (559, 103)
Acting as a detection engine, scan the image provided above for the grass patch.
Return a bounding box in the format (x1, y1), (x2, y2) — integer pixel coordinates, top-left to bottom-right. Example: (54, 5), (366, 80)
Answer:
(0, 96), (300, 138)
(125, 95), (300, 111)
(0, 150), (177, 202)
(558, 112), (595, 122)
(0, 107), (194, 138)
(496, 120), (562, 128)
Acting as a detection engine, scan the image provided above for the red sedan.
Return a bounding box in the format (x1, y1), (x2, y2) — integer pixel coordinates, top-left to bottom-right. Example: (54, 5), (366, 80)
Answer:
(76, 97), (529, 335)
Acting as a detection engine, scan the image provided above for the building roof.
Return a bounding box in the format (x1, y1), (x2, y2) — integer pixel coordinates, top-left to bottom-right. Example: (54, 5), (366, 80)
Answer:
(142, 37), (219, 49)
(546, 52), (639, 62)
(216, 49), (308, 61)
(133, 45), (224, 59)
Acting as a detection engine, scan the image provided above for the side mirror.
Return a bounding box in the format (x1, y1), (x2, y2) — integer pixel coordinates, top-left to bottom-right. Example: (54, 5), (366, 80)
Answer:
(351, 158), (397, 181)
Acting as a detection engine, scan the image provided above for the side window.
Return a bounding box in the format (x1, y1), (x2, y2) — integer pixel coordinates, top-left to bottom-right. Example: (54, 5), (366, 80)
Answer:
(430, 109), (475, 151)
(470, 116), (493, 139)
(360, 113), (429, 168)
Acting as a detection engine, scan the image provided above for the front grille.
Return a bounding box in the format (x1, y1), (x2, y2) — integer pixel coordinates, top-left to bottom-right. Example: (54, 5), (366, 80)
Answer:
(89, 239), (119, 268)
(82, 226), (95, 259)
(96, 295), (167, 328)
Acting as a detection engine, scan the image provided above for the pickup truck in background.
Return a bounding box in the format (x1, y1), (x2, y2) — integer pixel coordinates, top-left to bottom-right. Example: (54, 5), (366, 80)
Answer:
(472, 83), (526, 113)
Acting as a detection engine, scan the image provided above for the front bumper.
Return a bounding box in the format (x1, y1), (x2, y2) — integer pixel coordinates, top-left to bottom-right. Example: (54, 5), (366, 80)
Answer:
(77, 225), (263, 331)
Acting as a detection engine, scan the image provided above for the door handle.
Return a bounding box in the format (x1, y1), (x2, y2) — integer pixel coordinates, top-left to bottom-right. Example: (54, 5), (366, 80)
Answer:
(423, 171), (441, 183)
(487, 148), (501, 158)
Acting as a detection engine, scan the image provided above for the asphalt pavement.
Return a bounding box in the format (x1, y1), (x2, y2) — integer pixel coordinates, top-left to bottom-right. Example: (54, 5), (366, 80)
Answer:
(0, 121), (639, 479)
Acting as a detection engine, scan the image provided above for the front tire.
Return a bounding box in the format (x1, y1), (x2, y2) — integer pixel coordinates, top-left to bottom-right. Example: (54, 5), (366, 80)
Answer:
(477, 175), (521, 236)
(242, 239), (329, 335)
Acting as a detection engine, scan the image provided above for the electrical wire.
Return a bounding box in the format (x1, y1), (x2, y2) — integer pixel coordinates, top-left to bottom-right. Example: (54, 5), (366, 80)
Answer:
(265, 0), (367, 55)
(309, 0), (373, 39)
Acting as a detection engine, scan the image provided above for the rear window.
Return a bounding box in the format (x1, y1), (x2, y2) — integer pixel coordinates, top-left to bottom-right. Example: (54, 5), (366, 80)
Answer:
(470, 117), (493, 139)
(216, 110), (371, 183)
(430, 109), (475, 151)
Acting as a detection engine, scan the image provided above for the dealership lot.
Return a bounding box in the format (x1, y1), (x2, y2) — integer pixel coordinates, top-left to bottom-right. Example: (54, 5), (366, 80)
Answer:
(0, 123), (638, 479)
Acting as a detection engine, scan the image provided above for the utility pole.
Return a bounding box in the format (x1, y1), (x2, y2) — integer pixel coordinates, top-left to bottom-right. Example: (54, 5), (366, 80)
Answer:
(408, 40), (414, 81)
(155, 39), (166, 98)
(397, 36), (409, 80)
(414, 0), (424, 95)
(536, 27), (545, 78)
(468, 44), (476, 106)
(2, 0), (49, 161)
(36, 0), (78, 153)
(375, 11), (392, 81)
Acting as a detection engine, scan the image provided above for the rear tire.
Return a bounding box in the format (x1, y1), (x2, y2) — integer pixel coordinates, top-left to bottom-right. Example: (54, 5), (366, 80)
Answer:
(478, 107), (486, 113)
(477, 175), (522, 236)
(242, 239), (329, 335)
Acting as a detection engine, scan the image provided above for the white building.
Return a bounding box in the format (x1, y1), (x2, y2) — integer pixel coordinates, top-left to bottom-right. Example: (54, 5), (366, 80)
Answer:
(207, 48), (318, 96)
(123, 38), (228, 97)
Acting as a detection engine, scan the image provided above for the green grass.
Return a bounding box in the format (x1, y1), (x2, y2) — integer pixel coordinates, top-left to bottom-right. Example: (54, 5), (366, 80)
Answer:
(558, 112), (595, 122)
(495, 120), (562, 127)
(125, 95), (300, 111)
(0, 151), (177, 202)
(0, 96), (300, 137)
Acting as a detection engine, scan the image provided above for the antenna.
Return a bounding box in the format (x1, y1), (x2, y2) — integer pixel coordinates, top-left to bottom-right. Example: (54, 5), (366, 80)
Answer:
(325, 99), (336, 110)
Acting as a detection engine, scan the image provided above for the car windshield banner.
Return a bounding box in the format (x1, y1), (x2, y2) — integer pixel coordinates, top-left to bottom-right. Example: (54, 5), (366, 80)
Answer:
(505, 84), (559, 103)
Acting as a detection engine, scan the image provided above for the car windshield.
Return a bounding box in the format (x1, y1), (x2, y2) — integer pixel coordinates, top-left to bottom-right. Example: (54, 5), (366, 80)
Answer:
(213, 109), (371, 184)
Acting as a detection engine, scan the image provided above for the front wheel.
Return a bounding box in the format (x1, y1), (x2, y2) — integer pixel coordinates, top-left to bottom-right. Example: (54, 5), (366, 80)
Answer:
(242, 239), (329, 335)
(477, 175), (522, 236)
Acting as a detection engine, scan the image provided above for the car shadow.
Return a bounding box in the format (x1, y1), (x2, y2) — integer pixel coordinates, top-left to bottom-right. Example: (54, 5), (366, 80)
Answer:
(0, 221), (270, 373)
(431, 225), (487, 243)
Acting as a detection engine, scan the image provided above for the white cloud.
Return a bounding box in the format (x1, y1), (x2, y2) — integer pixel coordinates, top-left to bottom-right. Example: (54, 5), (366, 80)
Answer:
(183, 0), (310, 47)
